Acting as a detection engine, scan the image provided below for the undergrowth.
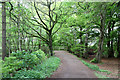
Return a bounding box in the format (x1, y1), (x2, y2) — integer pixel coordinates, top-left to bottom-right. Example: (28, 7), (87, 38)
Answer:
(79, 58), (111, 74)
(95, 72), (109, 78)
(72, 54), (111, 78)
(13, 57), (60, 78)
(2, 50), (61, 78)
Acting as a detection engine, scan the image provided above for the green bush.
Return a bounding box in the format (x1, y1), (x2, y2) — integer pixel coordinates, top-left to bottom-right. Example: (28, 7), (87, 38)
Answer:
(2, 49), (47, 78)
(113, 44), (119, 58)
(70, 44), (85, 56)
(33, 49), (47, 61)
(13, 57), (60, 78)
(2, 57), (23, 78)
(90, 58), (98, 63)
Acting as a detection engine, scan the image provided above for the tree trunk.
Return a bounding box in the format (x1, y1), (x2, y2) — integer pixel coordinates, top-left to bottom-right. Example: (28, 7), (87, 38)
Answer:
(95, 34), (104, 62)
(8, 5), (12, 56)
(39, 27), (42, 49)
(107, 21), (111, 56)
(17, 2), (22, 51)
(31, 37), (33, 50)
(34, 41), (36, 50)
(83, 28), (89, 58)
(117, 27), (120, 57)
(27, 36), (30, 51)
(109, 21), (115, 57)
(48, 33), (53, 56)
(12, 39), (16, 52)
(21, 32), (25, 50)
(79, 27), (83, 44)
(95, 13), (105, 63)
(38, 40), (41, 49)
(2, 2), (6, 60)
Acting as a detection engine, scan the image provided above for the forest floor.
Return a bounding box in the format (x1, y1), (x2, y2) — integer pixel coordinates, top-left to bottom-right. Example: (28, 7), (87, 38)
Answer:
(82, 55), (119, 78)
(51, 51), (97, 78)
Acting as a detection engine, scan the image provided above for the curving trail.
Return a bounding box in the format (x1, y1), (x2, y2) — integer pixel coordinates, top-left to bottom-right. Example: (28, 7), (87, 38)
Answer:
(51, 51), (97, 78)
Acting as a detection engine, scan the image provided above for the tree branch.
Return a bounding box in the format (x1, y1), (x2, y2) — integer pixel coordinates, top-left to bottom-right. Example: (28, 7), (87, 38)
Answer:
(52, 24), (62, 36)
(34, 2), (49, 31)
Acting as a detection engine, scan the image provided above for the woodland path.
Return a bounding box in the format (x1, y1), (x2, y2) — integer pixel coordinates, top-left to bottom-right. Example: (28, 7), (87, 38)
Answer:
(51, 51), (97, 78)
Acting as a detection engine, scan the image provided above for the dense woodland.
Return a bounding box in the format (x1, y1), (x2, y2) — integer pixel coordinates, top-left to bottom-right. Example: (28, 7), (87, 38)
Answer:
(0, 0), (120, 78)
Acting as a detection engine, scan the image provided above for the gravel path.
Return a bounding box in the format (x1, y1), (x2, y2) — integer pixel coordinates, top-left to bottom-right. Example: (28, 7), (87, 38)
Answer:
(51, 51), (97, 78)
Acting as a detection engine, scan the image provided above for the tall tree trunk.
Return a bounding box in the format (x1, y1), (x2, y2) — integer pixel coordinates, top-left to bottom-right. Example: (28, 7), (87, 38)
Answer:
(109, 21), (115, 57)
(21, 32), (25, 50)
(12, 39), (16, 52)
(34, 41), (36, 50)
(117, 26), (120, 57)
(2, 2), (6, 60)
(79, 27), (83, 44)
(31, 37), (33, 50)
(107, 21), (111, 56)
(24, 33), (27, 51)
(27, 36), (30, 51)
(95, 33), (104, 62)
(48, 33), (53, 56)
(17, 2), (22, 51)
(83, 27), (89, 58)
(39, 27), (42, 49)
(95, 13), (105, 63)
(38, 40), (41, 49)
(8, 6), (12, 56)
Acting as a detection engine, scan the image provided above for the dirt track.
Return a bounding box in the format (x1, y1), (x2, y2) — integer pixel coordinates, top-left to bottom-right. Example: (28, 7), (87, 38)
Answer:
(51, 51), (97, 78)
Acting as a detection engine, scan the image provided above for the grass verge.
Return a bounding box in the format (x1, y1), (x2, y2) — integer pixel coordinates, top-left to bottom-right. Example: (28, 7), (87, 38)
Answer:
(72, 54), (111, 78)
(79, 58), (111, 74)
(13, 56), (61, 78)
(95, 72), (109, 78)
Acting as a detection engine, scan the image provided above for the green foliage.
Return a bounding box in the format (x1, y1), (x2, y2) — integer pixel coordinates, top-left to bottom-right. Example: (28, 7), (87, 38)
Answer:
(113, 43), (119, 58)
(2, 49), (47, 78)
(90, 58), (98, 63)
(2, 57), (23, 78)
(41, 46), (49, 55)
(0, 60), (2, 80)
(95, 72), (109, 78)
(10, 50), (46, 68)
(32, 49), (47, 62)
(10, 50), (28, 59)
(13, 57), (60, 78)
(70, 44), (85, 56)
(82, 59), (99, 71)
(80, 59), (111, 74)
(103, 50), (109, 58)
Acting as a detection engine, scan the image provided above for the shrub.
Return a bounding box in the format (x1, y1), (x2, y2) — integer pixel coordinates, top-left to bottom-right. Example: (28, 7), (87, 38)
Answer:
(2, 57), (23, 78)
(13, 57), (60, 78)
(33, 49), (47, 61)
(113, 44), (119, 58)
(11, 50), (29, 59)
(70, 44), (85, 57)
(22, 53), (40, 68)
(90, 58), (98, 63)
(2, 49), (47, 78)
(40, 46), (49, 55)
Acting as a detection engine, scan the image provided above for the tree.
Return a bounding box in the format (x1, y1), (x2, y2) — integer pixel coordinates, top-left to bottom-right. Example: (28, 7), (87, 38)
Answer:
(2, 2), (6, 60)
(21, 1), (70, 56)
